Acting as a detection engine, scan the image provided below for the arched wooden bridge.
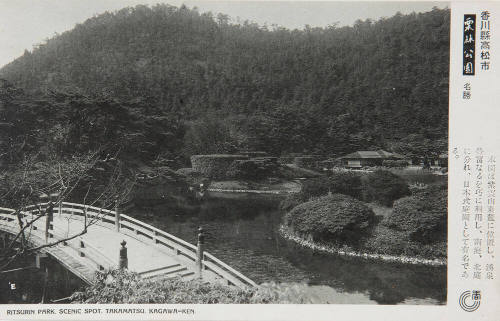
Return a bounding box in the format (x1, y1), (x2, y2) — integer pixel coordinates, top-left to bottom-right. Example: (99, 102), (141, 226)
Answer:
(0, 202), (256, 289)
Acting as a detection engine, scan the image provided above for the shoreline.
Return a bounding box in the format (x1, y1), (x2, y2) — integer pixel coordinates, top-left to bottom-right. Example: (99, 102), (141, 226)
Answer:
(207, 180), (301, 195)
(207, 188), (295, 194)
(279, 225), (446, 266)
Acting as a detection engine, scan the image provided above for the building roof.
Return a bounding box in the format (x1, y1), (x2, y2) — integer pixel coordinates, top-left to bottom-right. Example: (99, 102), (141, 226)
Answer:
(340, 150), (404, 160)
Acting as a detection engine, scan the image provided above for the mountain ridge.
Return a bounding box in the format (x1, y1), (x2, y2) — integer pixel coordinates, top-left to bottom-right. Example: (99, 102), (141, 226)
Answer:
(0, 4), (449, 158)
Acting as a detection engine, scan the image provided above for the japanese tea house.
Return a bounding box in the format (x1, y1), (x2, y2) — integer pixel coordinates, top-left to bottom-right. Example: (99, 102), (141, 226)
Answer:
(339, 150), (405, 168)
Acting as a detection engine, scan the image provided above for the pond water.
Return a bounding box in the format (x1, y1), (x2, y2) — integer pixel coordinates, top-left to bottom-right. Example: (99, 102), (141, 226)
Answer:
(1, 172), (447, 305)
(129, 188), (447, 305)
(0, 253), (84, 304)
(388, 168), (447, 185)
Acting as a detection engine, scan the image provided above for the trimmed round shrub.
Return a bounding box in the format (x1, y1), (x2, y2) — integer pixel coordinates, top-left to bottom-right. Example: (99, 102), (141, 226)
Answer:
(383, 185), (447, 243)
(284, 194), (375, 244)
(361, 170), (410, 206)
(190, 154), (247, 179)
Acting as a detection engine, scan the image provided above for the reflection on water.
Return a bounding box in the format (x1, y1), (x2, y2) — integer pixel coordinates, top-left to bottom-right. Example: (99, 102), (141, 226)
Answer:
(388, 168), (447, 185)
(129, 190), (447, 305)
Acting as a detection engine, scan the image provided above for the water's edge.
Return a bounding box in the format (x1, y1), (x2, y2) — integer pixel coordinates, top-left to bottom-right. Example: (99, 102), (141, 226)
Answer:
(207, 188), (294, 194)
(279, 225), (446, 266)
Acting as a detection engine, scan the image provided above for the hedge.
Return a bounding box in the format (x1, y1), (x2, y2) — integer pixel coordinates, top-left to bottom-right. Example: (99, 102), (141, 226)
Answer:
(361, 170), (410, 206)
(383, 185), (447, 243)
(190, 154), (247, 179)
(284, 194), (375, 244)
(226, 158), (279, 180)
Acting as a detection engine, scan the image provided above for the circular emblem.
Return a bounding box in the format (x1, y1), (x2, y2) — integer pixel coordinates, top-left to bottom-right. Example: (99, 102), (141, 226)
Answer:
(459, 290), (481, 312)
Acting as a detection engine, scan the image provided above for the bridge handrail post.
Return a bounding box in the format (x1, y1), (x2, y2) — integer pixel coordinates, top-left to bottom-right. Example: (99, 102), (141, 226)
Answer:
(196, 227), (205, 279)
(119, 240), (128, 269)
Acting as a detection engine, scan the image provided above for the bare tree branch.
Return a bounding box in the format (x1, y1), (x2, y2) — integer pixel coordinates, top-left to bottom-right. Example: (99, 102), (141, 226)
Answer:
(0, 147), (135, 271)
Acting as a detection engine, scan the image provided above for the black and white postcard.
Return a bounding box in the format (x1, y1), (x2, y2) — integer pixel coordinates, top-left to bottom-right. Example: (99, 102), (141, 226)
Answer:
(0, 1), (498, 320)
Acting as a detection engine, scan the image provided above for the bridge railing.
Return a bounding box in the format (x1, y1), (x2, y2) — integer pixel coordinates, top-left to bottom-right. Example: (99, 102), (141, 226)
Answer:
(0, 206), (116, 273)
(117, 213), (257, 287)
(119, 214), (198, 258)
(48, 220), (117, 271)
(21, 202), (256, 288)
(0, 207), (15, 215)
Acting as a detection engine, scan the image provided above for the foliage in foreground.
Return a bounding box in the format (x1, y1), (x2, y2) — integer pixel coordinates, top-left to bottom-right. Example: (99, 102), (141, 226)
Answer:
(284, 194), (375, 244)
(71, 269), (275, 304)
(71, 269), (320, 304)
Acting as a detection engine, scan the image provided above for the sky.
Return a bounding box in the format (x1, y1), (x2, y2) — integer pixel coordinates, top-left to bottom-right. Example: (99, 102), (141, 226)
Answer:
(0, 1), (448, 68)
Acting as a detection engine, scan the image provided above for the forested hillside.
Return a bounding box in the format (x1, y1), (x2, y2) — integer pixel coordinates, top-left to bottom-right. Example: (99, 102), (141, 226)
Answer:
(0, 4), (449, 163)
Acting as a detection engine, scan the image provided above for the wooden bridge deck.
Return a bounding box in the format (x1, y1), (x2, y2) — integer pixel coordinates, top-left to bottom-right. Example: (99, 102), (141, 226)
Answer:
(0, 202), (256, 289)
